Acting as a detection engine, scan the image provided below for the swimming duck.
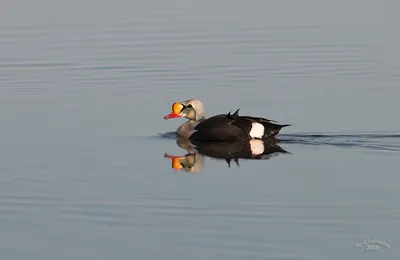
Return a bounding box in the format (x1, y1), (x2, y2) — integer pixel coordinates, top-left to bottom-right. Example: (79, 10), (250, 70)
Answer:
(164, 99), (290, 142)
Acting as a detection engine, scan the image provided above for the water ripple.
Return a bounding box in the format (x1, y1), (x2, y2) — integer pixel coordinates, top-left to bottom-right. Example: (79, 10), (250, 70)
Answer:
(279, 133), (400, 152)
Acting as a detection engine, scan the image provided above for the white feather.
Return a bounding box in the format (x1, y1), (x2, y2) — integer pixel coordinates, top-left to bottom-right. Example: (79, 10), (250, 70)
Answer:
(249, 140), (265, 155)
(249, 123), (264, 139)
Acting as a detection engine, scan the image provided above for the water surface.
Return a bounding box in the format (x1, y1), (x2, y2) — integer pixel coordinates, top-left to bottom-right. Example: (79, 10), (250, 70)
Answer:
(1, 0), (399, 259)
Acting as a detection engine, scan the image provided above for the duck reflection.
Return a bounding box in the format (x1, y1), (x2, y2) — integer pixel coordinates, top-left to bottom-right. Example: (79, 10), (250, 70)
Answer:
(164, 137), (290, 172)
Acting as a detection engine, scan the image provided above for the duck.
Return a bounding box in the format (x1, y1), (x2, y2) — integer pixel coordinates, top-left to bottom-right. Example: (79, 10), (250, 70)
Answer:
(164, 99), (290, 142)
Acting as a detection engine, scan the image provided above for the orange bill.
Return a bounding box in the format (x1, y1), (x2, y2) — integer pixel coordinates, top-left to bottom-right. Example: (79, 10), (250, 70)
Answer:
(164, 102), (184, 119)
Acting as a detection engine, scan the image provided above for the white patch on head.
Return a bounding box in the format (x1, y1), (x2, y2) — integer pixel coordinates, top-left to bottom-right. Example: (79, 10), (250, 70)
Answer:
(249, 140), (265, 155)
(249, 123), (265, 139)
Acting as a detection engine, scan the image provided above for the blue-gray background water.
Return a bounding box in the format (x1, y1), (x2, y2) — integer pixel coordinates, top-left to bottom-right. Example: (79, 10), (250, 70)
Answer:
(1, 0), (399, 259)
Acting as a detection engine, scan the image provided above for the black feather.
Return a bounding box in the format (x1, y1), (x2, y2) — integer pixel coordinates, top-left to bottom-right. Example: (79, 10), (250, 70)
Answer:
(231, 118), (252, 133)
(190, 110), (291, 141)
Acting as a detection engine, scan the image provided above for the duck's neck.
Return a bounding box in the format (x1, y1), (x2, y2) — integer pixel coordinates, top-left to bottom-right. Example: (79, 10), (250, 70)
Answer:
(177, 119), (202, 139)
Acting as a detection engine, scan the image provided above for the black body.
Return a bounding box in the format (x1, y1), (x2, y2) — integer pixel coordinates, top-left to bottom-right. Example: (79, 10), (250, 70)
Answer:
(189, 109), (290, 142)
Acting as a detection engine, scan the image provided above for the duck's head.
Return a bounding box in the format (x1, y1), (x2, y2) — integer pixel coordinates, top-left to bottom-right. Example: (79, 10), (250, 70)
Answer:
(164, 99), (205, 121)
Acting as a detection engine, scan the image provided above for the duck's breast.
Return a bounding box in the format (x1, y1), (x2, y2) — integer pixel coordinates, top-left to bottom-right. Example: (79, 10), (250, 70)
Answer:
(177, 121), (200, 139)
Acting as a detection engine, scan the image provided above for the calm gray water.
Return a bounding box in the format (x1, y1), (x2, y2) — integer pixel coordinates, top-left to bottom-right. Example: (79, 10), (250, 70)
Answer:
(1, 0), (399, 259)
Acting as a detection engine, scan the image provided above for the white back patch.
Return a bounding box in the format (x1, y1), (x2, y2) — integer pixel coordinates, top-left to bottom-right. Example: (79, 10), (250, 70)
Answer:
(249, 123), (265, 139)
(250, 140), (265, 155)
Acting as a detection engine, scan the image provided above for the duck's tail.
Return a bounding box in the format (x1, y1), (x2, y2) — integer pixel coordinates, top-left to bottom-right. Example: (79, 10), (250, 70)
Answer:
(279, 124), (291, 129)
(260, 122), (291, 137)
